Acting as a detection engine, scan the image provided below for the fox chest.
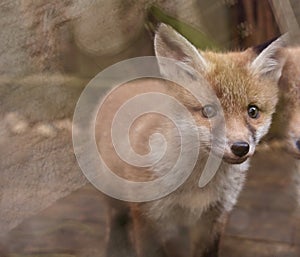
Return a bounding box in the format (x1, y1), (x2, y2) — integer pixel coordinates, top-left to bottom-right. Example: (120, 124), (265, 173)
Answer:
(144, 161), (248, 225)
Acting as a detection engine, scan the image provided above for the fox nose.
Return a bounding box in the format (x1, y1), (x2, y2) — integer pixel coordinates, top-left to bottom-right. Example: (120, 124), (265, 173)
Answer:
(231, 141), (250, 157)
(296, 140), (300, 151)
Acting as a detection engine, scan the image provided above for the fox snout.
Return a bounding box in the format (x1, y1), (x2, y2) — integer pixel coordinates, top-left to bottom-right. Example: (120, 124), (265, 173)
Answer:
(285, 137), (300, 159)
(210, 117), (258, 164)
(296, 140), (300, 151)
(220, 118), (257, 164)
(222, 139), (253, 164)
(285, 112), (300, 158)
(286, 136), (300, 159)
(230, 141), (250, 157)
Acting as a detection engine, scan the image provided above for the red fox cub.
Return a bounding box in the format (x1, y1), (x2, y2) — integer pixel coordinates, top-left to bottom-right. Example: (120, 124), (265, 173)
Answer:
(275, 47), (300, 158)
(268, 47), (300, 203)
(100, 24), (286, 257)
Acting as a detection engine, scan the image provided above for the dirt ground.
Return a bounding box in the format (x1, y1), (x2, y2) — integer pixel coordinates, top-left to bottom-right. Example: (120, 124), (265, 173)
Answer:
(1, 150), (299, 257)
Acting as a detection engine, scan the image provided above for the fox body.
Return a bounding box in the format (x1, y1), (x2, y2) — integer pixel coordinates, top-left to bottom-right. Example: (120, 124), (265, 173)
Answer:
(273, 47), (300, 157)
(268, 47), (300, 204)
(99, 25), (285, 257)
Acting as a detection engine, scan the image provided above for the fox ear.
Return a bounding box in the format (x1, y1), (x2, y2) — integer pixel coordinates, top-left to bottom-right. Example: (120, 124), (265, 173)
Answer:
(250, 34), (288, 82)
(154, 24), (209, 77)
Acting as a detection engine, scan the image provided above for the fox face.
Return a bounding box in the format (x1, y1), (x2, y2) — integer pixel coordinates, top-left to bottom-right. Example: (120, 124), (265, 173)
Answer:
(155, 24), (285, 164)
(276, 47), (300, 158)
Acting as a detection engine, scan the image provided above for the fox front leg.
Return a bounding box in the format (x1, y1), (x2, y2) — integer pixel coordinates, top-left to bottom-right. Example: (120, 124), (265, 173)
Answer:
(190, 206), (226, 257)
(105, 200), (137, 257)
(130, 204), (168, 257)
(161, 227), (192, 257)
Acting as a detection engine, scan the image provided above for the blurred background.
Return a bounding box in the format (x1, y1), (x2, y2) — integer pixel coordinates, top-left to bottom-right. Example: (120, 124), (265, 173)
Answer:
(0, 0), (300, 256)
(3, 0), (300, 78)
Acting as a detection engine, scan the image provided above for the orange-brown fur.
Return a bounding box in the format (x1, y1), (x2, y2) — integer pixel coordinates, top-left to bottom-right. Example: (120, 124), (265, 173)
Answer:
(268, 47), (300, 156)
(100, 24), (286, 257)
(267, 47), (300, 206)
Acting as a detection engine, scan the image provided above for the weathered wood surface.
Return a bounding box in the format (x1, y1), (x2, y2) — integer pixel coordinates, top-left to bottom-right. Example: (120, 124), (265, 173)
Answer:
(0, 151), (299, 256)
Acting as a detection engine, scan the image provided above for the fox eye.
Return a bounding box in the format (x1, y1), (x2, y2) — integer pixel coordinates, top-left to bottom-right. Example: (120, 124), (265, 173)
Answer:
(202, 104), (217, 118)
(248, 105), (260, 119)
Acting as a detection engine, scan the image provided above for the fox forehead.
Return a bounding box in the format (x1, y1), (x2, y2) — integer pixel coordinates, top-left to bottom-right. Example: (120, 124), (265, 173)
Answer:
(200, 50), (278, 115)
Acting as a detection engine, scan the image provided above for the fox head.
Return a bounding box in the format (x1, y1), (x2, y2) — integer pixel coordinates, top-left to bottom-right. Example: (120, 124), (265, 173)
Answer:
(154, 24), (286, 164)
(274, 47), (300, 158)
